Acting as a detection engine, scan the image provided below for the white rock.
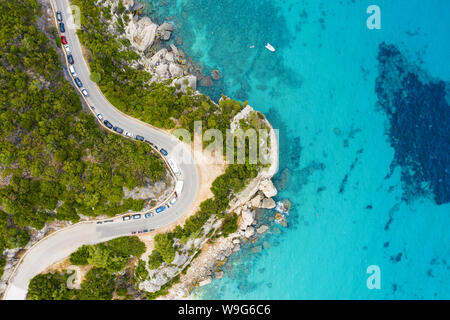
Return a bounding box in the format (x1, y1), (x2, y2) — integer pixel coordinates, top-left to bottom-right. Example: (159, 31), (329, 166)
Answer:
(155, 64), (169, 78)
(241, 207), (255, 229)
(157, 22), (174, 41)
(165, 51), (175, 63)
(169, 63), (183, 77)
(244, 226), (255, 238)
(250, 194), (263, 207)
(256, 225), (270, 234)
(122, 0), (134, 10)
(260, 197), (276, 209)
(199, 277), (212, 287)
(259, 179), (277, 198)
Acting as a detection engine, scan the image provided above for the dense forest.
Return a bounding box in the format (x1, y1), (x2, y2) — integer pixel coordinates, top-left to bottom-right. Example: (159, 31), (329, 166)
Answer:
(0, 0), (167, 275)
(28, 236), (145, 300)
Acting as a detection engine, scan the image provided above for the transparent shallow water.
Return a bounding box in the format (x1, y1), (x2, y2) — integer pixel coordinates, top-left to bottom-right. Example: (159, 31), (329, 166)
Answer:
(143, 0), (450, 299)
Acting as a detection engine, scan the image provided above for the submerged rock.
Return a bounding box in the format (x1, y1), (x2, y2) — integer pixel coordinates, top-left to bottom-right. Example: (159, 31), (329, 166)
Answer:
(157, 22), (174, 41)
(260, 198), (276, 209)
(211, 69), (220, 80)
(256, 225), (269, 234)
(200, 76), (213, 87)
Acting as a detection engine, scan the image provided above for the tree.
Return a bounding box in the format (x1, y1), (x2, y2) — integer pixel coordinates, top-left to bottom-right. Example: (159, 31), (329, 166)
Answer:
(154, 234), (175, 264)
(147, 250), (163, 269)
(90, 71), (101, 83)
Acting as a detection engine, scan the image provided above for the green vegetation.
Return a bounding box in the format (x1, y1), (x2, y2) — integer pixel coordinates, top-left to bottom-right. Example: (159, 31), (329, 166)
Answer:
(0, 0), (167, 261)
(147, 249), (163, 269)
(28, 271), (75, 300)
(134, 259), (149, 282)
(28, 236), (145, 300)
(221, 213), (239, 237)
(69, 236), (145, 273)
(72, 0), (243, 132)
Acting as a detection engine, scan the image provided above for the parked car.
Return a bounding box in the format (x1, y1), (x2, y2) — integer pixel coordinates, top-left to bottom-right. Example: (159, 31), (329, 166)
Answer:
(113, 126), (124, 134)
(145, 213), (153, 219)
(105, 220), (114, 223)
(160, 148), (168, 156)
(131, 231), (136, 234)
(135, 135), (144, 141)
(122, 216), (131, 221)
(74, 77), (83, 88)
(64, 44), (71, 54)
(69, 65), (77, 77)
(103, 120), (113, 129)
(67, 54), (74, 64)
(125, 131), (133, 138)
(132, 214), (141, 220)
(56, 11), (62, 22)
(155, 206), (167, 214)
(143, 229), (149, 233)
(96, 221), (102, 225)
(96, 113), (103, 120)
(169, 197), (177, 206)
(144, 140), (153, 146)
(59, 22), (65, 33)
(61, 36), (67, 45)
(81, 88), (89, 97)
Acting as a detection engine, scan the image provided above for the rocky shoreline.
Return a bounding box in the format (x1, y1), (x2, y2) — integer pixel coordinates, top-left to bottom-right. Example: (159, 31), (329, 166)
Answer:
(95, 0), (284, 299)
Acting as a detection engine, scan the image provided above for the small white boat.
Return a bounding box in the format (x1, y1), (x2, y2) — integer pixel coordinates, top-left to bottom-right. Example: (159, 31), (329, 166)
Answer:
(249, 45), (255, 48)
(265, 43), (275, 52)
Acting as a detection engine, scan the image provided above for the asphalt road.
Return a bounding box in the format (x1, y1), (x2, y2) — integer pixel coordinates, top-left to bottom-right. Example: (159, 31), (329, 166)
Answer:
(3, 0), (199, 300)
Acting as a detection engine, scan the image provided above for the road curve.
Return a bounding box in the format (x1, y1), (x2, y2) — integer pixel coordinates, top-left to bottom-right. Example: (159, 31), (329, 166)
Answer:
(3, 0), (199, 300)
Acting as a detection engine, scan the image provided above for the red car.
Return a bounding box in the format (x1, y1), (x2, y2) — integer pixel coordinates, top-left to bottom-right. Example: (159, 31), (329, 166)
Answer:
(61, 36), (67, 45)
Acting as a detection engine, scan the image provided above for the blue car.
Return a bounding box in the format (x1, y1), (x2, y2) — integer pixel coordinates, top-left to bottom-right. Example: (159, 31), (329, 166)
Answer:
(135, 135), (144, 141)
(74, 77), (83, 88)
(160, 148), (168, 156)
(113, 126), (123, 134)
(56, 11), (62, 22)
(155, 206), (166, 214)
(103, 120), (113, 129)
(67, 54), (74, 65)
(145, 213), (153, 219)
(59, 22), (65, 33)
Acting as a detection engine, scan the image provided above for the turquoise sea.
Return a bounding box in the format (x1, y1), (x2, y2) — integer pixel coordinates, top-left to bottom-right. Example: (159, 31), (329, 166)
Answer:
(143, 0), (450, 299)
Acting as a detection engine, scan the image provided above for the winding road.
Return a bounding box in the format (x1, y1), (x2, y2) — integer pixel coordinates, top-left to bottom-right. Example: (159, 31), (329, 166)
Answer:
(3, 0), (199, 300)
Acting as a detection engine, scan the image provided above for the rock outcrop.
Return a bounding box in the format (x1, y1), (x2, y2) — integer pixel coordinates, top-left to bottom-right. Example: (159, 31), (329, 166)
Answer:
(125, 16), (158, 52)
(157, 22), (174, 41)
(259, 179), (277, 198)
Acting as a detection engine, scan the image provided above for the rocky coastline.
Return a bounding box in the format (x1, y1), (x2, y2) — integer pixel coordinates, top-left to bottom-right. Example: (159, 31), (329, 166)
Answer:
(90, 0), (285, 299)
(1, 0), (285, 299)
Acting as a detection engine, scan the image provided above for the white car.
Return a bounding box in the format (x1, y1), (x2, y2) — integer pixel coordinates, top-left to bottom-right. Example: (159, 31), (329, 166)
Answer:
(169, 197), (177, 206)
(97, 113), (103, 120)
(64, 44), (71, 54)
(81, 88), (89, 97)
(69, 65), (77, 77)
(125, 131), (133, 138)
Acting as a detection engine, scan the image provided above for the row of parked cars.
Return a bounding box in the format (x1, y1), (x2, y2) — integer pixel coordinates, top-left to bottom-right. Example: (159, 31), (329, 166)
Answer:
(57, 11), (89, 98)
